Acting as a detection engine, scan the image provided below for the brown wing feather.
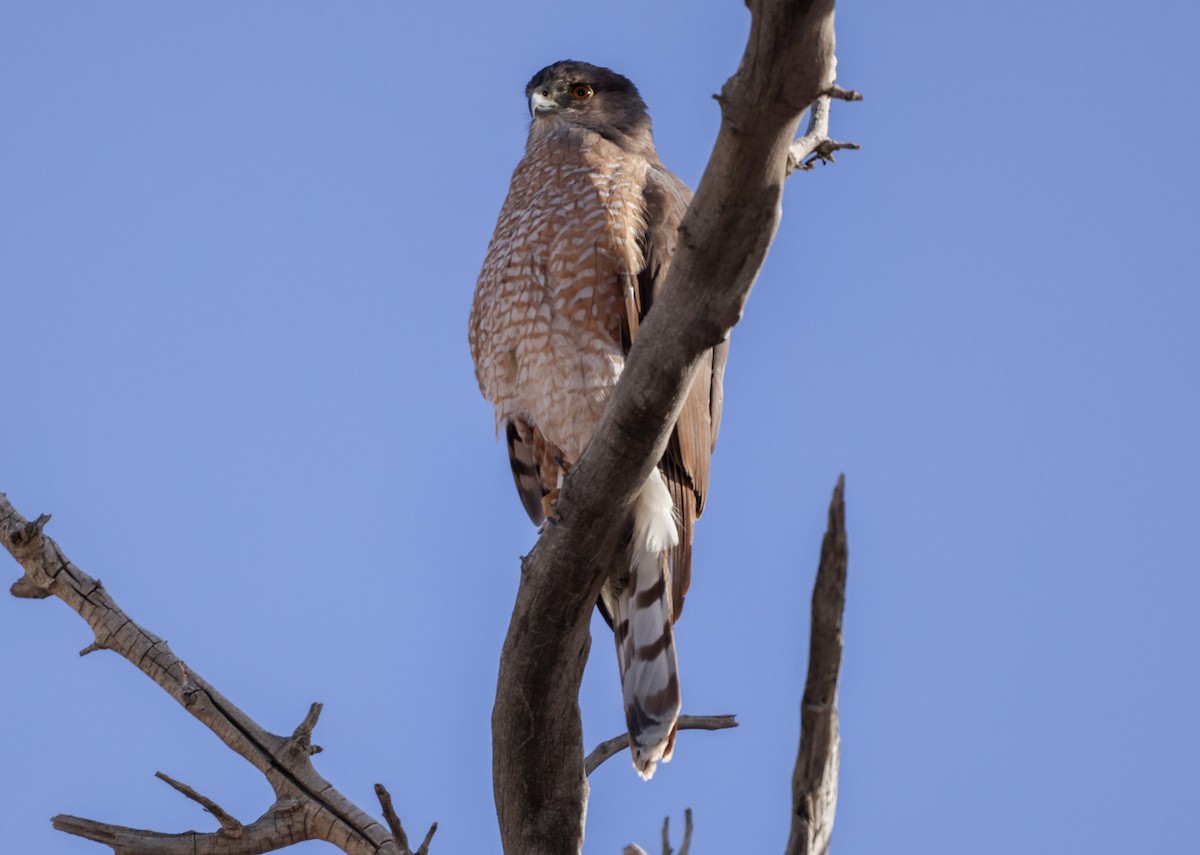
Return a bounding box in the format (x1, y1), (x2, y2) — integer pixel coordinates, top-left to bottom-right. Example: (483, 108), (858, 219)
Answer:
(631, 166), (728, 621)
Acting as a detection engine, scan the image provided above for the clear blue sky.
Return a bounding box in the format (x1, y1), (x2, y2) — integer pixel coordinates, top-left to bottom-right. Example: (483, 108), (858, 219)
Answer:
(3, 2), (1198, 853)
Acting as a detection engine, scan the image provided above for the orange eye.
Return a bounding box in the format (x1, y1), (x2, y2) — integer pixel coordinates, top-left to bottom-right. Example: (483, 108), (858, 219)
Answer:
(570, 83), (594, 101)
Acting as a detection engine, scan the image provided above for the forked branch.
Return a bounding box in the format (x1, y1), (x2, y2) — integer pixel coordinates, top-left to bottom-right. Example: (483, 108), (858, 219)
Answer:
(0, 492), (432, 855)
(624, 808), (694, 855)
(788, 85), (863, 174)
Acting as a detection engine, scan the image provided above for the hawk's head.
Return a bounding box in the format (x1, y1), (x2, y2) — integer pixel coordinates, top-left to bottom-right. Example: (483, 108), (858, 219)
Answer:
(524, 60), (654, 154)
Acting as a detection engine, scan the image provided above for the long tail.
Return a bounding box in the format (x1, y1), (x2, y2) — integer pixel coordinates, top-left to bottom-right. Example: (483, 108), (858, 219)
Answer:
(613, 469), (682, 780)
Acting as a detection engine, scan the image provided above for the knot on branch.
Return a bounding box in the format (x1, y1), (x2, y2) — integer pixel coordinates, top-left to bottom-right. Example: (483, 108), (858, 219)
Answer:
(179, 662), (202, 706)
(275, 797), (302, 813)
(8, 513), (55, 598)
(9, 512), (50, 548)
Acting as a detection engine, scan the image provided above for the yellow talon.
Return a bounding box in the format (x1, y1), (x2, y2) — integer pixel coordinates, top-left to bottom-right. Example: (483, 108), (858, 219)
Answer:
(541, 488), (561, 525)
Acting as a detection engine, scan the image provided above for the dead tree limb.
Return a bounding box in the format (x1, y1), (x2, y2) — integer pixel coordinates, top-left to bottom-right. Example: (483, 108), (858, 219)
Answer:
(788, 84), (863, 173)
(784, 476), (848, 855)
(584, 715), (738, 776)
(491, 1), (856, 853)
(623, 807), (693, 855)
(0, 493), (433, 855)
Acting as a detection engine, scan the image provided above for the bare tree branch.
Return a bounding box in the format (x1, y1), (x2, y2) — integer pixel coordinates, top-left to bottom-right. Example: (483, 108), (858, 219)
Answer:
(584, 715), (738, 776)
(376, 785), (438, 855)
(784, 476), (848, 855)
(0, 492), (430, 855)
(624, 808), (694, 855)
(668, 808), (694, 855)
(788, 82), (863, 174)
(677, 808), (693, 855)
(154, 772), (244, 837)
(492, 1), (851, 853)
(51, 808), (312, 855)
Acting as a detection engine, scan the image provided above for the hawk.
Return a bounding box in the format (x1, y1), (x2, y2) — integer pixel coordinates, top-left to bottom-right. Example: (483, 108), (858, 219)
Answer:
(469, 60), (726, 779)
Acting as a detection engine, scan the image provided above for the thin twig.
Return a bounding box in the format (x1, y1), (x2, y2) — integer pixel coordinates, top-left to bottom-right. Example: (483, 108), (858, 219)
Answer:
(376, 784), (409, 850)
(288, 701), (324, 755)
(584, 714), (737, 775)
(787, 85), (863, 175)
(155, 772), (243, 837)
(415, 822), (438, 855)
(376, 784), (437, 855)
(630, 808), (693, 855)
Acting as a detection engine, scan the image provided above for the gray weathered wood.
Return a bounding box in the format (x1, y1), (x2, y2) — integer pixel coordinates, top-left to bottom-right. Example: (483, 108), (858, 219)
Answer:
(784, 476), (848, 855)
(0, 493), (431, 855)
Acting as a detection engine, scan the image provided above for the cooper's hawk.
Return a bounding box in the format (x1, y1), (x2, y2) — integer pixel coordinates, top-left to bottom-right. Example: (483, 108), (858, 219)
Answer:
(469, 60), (726, 779)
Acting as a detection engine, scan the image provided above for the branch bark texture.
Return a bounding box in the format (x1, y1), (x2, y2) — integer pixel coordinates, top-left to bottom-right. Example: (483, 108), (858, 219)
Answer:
(491, 2), (843, 853)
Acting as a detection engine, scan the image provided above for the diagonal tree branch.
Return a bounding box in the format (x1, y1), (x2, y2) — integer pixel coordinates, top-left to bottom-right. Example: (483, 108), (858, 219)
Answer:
(0, 492), (431, 855)
(154, 771), (245, 837)
(491, 2), (857, 853)
(784, 476), (848, 855)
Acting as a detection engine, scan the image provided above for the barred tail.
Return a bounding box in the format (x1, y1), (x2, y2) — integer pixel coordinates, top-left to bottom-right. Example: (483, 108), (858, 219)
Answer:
(613, 469), (681, 780)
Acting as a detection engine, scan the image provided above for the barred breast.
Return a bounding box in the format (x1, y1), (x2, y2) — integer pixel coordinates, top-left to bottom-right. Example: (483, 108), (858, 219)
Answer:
(470, 127), (648, 463)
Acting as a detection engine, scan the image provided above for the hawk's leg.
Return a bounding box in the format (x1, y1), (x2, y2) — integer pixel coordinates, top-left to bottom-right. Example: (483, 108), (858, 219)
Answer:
(540, 490), (560, 526)
(539, 458), (573, 527)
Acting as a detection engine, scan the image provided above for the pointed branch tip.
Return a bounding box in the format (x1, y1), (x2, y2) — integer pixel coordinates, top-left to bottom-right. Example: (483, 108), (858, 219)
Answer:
(375, 784), (436, 855)
(154, 771), (243, 835)
(288, 702), (323, 750)
(416, 821), (438, 855)
(376, 783), (408, 849)
(680, 807), (694, 855)
(297, 701), (323, 733)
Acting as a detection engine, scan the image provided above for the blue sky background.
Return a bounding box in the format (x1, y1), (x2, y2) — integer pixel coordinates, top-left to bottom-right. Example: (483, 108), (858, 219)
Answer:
(3, 2), (1198, 853)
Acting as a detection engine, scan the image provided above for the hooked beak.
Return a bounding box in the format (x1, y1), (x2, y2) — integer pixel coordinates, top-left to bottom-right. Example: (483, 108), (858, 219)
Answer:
(529, 90), (558, 119)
